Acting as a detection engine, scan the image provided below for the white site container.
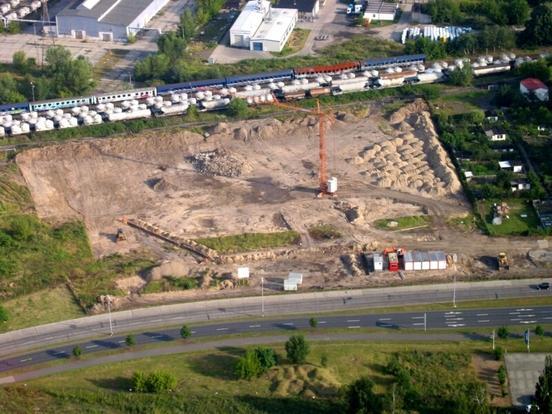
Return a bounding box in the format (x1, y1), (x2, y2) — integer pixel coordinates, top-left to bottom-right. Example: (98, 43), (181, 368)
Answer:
(288, 272), (303, 285)
(403, 251), (414, 271)
(0, 126), (5, 137)
(237, 267), (249, 280)
(327, 177), (338, 194)
(283, 279), (298, 291)
(436, 251), (447, 270)
(428, 251), (439, 270)
(412, 251), (423, 271)
(373, 253), (383, 272)
(421, 252), (431, 270)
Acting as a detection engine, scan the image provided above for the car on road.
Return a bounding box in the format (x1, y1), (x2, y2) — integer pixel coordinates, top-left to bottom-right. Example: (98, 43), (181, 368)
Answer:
(537, 282), (550, 290)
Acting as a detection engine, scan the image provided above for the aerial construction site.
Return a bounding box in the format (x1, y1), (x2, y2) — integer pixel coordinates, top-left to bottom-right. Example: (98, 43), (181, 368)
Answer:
(14, 99), (551, 309)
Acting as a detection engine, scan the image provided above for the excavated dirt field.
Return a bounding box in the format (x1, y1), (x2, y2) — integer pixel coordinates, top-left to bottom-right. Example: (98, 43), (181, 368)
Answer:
(19, 100), (549, 307)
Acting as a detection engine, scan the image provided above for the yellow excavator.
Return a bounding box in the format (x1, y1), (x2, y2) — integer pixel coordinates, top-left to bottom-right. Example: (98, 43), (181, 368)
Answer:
(497, 252), (510, 270)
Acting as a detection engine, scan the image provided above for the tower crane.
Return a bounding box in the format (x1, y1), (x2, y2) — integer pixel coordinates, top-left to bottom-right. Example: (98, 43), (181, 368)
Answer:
(270, 97), (337, 196)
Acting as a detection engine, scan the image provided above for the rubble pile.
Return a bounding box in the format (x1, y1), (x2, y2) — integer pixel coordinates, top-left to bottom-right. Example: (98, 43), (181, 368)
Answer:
(189, 148), (248, 177)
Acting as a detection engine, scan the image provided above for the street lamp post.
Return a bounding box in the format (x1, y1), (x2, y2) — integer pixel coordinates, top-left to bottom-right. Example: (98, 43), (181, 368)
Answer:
(106, 295), (114, 336)
(453, 274), (457, 308)
(30, 81), (35, 102)
(261, 277), (264, 317)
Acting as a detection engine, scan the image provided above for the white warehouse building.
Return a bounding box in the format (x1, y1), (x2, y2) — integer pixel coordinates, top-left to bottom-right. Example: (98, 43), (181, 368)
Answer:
(229, 0), (297, 52)
(56, 0), (170, 42)
(363, 1), (397, 22)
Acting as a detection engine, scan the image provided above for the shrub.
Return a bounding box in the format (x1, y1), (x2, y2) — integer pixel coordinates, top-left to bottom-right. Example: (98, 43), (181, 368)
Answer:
(535, 325), (545, 337)
(254, 347), (277, 371)
(345, 376), (383, 414)
(320, 354), (328, 368)
(235, 350), (262, 380)
(180, 325), (192, 339)
(132, 371), (177, 393)
(493, 346), (504, 361)
(498, 365), (506, 386)
(0, 305), (8, 323)
(309, 317), (318, 328)
(285, 334), (309, 364)
(125, 335), (136, 346)
(497, 327), (509, 339)
(72, 345), (82, 358)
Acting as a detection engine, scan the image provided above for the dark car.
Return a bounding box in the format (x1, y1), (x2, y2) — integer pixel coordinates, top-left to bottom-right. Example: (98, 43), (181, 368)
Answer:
(537, 282), (550, 290)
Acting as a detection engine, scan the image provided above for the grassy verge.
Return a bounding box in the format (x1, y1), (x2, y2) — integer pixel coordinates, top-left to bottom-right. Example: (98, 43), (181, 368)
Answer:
(271, 29), (310, 57)
(476, 199), (540, 236)
(307, 224), (342, 241)
(446, 214), (479, 233)
(196, 231), (300, 254)
(373, 215), (431, 231)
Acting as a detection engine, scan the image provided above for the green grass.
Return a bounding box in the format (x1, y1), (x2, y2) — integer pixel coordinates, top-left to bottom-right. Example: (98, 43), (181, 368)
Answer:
(271, 29), (310, 57)
(476, 199), (541, 236)
(196, 231), (300, 254)
(307, 224), (342, 241)
(142, 276), (200, 294)
(373, 215), (432, 231)
(447, 214), (478, 233)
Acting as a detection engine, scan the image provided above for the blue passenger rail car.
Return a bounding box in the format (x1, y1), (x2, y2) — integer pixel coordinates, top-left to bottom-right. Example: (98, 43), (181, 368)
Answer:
(96, 87), (157, 104)
(0, 102), (29, 115)
(30, 96), (96, 112)
(157, 78), (226, 95)
(225, 69), (294, 87)
(361, 54), (426, 71)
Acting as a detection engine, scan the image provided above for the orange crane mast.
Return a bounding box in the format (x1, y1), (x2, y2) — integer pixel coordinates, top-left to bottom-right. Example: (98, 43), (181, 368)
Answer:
(270, 97), (335, 195)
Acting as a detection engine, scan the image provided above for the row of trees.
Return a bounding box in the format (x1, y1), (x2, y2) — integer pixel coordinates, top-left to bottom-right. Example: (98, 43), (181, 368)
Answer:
(0, 46), (94, 104)
(135, 0), (225, 83)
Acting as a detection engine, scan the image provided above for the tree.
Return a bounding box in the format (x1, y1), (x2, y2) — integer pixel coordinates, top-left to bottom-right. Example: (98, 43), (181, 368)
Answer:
(285, 334), (309, 364)
(517, 60), (552, 82)
(497, 326), (509, 339)
(132, 370), (177, 393)
(0, 305), (8, 323)
(345, 376), (383, 414)
(535, 325), (545, 337)
(0, 73), (25, 104)
(447, 63), (473, 86)
(45, 46), (94, 96)
(534, 355), (552, 412)
(522, 4), (552, 46)
(134, 53), (171, 82)
(179, 9), (196, 41)
(125, 334), (136, 346)
(497, 365), (506, 386)
(12, 51), (31, 74)
(309, 317), (318, 328)
(227, 98), (249, 118)
(493, 346), (504, 361)
(235, 349), (262, 380)
(157, 32), (187, 62)
(180, 324), (192, 339)
(505, 0), (530, 25)
(72, 345), (82, 358)
(426, 0), (461, 24)
(254, 346), (277, 371)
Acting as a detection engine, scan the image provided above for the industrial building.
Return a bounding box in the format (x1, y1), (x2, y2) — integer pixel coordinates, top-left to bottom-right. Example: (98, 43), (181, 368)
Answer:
(277, 0), (319, 19)
(229, 0), (297, 52)
(520, 78), (549, 102)
(363, 1), (397, 22)
(56, 0), (169, 42)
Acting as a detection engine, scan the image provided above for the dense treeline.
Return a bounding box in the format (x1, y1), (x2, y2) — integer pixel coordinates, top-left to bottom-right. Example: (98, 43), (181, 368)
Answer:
(0, 46), (94, 104)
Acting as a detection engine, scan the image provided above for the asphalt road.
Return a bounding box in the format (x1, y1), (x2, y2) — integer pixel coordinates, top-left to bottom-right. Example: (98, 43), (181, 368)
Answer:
(0, 279), (550, 357)
(1, 305), (551, 378)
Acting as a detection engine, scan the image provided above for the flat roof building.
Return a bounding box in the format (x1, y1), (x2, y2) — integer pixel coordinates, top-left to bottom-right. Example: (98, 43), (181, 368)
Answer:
(520, 78), (549, 102)
(229, 0), (297, 52)
(363, 1), (397, 22)
(56, 0), (169, 42)
(277, 0), (319, 19)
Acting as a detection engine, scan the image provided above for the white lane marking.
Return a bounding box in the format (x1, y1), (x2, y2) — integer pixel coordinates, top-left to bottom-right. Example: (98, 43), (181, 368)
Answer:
(216, 327), (229, 331)
(191, 330), (197, 334)
(447, 323), (466, 327)
(509, 312), (520, 315)
(517, 308), (533, 312)
(476, 313), (489, 317)
(445, 311), (462, 315)
(118, 340), (126, 343)
(19, 358), (32, 363)
(348, 326), (361, 329)
(283, 322), (294, 326)
(521, 314), (536, 318)
(478, 320), (490, 323)
(511, 318), (521, 321)
(53, 351), (67, 355)
(446, 317), (464, 321)
(378, 318), (391, 321)
(412, 323), (425, 326)
(149, 319), (164, 323)
(249, 325), (261, 328)
(543, 317), (552, 320)
(520, 320), (537, 324)
(318, 321), (327, 324)
(347, 319), (360, 323)
(411, 316), (425, 319)
(85, 345), (99, 349)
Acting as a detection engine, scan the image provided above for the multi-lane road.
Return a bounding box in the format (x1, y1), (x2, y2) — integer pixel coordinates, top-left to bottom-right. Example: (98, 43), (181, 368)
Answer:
(0, 278), (550, 358)
(1, 305), (551, 378)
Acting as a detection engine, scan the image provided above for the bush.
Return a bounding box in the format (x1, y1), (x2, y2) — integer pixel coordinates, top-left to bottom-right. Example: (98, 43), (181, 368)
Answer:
(498, 365), (506, 386)
(309, 317), (318, 328)
(72, 345), (82, 358)
(132, 371), (177, 393)
(345, 376), (383, 414)
(285, 334), (309, 364)
(0, 305), (8, 323)
(535, 325), (545, 337)
(227, 98), (249, 118)
(235, 350), (262, 380)
(320, 354), (328, 367)
(493, 346), (504, 361)
(497, 327), (509, 339)
(254, 347), (277, 371)
(125, 335), (136, 346)
(180, 325), (192, 339)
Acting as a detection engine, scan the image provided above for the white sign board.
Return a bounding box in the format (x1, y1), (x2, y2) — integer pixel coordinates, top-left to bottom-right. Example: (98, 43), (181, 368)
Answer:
(237, 267), (250, 279)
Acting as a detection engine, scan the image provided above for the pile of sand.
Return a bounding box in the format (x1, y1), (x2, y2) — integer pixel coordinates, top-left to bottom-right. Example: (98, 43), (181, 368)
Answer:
(355, 99), (461, 198)
(188, 148), (251, 177)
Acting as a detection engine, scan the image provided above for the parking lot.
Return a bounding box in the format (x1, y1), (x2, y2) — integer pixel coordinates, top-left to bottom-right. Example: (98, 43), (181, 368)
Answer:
(505, 353), (550, 407)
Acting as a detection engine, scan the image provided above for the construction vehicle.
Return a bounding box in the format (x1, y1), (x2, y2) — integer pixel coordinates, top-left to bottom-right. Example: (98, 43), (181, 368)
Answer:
(270, 97), (336, 196)
(497, 252), (510, 270)
(116, 228), (126, 242)
(382, 247), (405, 272)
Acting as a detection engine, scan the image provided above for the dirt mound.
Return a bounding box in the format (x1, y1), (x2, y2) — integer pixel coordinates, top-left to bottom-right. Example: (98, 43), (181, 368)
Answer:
(389, 99), (429, 125)
(147, 259), (190, 281)
(189, 148), (250, 177)
(268, 365), (340, 398)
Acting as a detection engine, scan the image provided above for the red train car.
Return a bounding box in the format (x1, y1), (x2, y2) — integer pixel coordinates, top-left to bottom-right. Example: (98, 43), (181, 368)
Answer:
(294, 61), (361, 77)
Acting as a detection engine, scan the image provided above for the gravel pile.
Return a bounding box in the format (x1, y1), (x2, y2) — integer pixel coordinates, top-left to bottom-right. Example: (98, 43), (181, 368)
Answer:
(189, 149), (246, 178)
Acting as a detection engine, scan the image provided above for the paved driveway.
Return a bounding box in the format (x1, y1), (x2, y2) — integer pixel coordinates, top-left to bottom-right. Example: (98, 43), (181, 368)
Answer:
(505, 353), (550, 407)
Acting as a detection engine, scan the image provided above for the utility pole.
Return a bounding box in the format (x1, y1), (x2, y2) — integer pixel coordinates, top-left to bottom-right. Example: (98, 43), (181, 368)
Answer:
(261, 277), (265, 316)
(128, 72), (133, 89)
(106, 295), (114, 336)
(30, 81), (35, 102)
(453, 274), (457, 308)
(492, 329), (495, 351)
(525, 329), (530, 353)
